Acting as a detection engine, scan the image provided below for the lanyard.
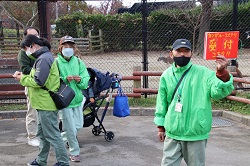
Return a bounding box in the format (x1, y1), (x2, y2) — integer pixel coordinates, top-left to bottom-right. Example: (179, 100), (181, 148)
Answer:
(173, 75), (184, 102)
(171, 65), (192, 102)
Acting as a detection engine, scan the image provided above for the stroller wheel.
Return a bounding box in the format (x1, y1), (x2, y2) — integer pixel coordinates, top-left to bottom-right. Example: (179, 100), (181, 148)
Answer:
(92, 126), (102, 136)
(105, 131), (114, 142)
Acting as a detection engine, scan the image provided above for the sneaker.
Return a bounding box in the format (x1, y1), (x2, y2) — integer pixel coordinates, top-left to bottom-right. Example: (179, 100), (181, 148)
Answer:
(69, 155), (80, 162)
(53, 162), (70, 166)
(28, 138), (40, 147)
(53, 162), (62, 166)
(27, 159), (40, 166)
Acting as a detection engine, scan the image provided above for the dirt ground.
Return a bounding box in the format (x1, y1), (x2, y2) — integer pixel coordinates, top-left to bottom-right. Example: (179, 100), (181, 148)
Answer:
(1, 49), (250, 91)
(80, 50), (250, 90)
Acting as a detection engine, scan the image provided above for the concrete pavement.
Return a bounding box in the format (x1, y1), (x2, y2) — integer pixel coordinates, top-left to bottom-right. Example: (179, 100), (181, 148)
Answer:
(1, 108), (250, 126)
(0, 110), (250, 166)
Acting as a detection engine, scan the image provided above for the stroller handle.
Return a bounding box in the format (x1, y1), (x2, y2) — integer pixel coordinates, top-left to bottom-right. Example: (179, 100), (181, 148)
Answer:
(110, 72), (122, 82)
(110, 72), (122, 89)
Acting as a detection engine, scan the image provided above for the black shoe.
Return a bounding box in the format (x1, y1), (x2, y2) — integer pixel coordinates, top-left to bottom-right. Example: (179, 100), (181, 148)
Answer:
(53, 162), (62, 166)
(27, 159), (40, 166)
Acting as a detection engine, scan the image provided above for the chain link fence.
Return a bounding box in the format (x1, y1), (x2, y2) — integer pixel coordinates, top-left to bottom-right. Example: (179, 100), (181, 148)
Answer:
(0, 0), (250, 102)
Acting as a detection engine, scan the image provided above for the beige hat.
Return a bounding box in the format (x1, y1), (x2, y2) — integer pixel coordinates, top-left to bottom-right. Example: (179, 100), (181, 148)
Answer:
(60, 35), (75, 45)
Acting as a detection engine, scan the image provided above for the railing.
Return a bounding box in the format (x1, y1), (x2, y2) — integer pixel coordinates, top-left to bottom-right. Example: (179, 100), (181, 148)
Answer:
(123, 66), (250, 104)
(1, 66), (250, 104)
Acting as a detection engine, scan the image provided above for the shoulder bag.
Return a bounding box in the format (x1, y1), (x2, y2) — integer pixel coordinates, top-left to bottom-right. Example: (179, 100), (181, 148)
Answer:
(43, 80), (75, 110)
(42, 59), (75, 110)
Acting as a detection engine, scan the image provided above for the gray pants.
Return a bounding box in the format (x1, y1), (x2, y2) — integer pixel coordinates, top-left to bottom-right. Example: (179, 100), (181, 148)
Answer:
(161, 137), (207, 166)
(25, 87), (37, 139)
(36, 110), (69, 166)
(58, 98), (85, 156)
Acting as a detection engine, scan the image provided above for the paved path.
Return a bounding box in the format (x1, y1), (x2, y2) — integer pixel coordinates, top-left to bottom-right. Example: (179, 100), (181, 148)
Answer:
(0, 116), (250, 166)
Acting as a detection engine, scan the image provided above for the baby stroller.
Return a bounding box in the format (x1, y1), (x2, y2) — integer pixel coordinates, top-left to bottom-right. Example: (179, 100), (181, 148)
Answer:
(82, 68), (121, 142)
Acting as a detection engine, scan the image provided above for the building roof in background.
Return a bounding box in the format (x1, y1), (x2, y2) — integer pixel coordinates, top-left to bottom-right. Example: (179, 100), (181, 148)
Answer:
(118, 1), (194, 14)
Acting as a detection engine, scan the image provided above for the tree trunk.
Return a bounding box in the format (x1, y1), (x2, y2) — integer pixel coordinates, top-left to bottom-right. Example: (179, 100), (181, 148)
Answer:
(196, 0), (213, 56)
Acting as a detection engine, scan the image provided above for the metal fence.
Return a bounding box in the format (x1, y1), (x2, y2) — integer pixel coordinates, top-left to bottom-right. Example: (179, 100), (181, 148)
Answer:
(0, 0), (250, 96)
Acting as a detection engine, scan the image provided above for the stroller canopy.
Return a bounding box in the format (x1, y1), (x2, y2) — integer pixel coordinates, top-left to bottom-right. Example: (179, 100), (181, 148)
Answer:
(87, 68), (112, 95)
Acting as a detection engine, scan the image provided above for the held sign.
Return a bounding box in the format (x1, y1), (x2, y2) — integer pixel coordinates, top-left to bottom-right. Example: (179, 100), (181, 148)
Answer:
(203, 31), (239, 60)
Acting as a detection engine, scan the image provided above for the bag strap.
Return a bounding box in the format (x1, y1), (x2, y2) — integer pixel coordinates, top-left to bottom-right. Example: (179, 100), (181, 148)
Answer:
(42, 59), (60, 92)
(117, 86), (125, 96)
(171, 65), (192, 102)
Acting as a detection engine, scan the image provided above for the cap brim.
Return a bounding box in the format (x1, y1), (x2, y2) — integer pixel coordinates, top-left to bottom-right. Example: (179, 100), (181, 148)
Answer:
(173, 45), (192, 50)
(62, 41), (75, 44)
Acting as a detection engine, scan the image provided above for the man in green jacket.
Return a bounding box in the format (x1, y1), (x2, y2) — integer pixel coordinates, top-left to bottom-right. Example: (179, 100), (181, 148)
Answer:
(154, 39), (234, 166)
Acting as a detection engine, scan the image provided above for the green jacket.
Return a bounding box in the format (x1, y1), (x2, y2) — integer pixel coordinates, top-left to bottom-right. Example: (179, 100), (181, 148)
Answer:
(56, 54), (90, 108)
(17, 49), (36, 74)
(154, 62), (234, 141)
(20, 47), (60, 111)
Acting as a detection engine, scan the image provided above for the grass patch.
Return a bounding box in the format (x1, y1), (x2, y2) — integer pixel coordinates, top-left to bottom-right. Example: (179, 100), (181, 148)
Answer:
(128, 97), (157, 107)
(127, 94), (250, 115)
(0, 103), (27, 111)
(212, 92), (250, 115)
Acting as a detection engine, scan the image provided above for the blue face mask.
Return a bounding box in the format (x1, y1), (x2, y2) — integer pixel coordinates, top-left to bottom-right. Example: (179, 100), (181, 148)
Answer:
(62, 48), (74, 58)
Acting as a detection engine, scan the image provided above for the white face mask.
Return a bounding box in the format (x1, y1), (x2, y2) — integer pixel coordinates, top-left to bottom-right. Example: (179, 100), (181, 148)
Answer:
(62, 48), (74, 58)
(25, 48), (32, 56)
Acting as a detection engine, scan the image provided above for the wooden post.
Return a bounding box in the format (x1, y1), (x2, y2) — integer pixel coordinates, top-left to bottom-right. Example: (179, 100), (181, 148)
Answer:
(88, 30), (92, 53)
(99, 29), (104, 52)
(133, 66), (141, 99)
(0, 20), (3, 54)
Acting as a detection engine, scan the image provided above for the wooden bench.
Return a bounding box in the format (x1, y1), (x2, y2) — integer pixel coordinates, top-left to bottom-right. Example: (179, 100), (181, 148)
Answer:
(0, 37), (21, 56)
(0, 74), (25, 102)
(0, 58), (19, 68)
(0, 58), (25, 103)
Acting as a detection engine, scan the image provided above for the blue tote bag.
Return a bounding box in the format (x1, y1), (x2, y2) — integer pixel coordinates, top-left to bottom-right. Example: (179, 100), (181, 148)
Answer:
(113, 87), (130, 117)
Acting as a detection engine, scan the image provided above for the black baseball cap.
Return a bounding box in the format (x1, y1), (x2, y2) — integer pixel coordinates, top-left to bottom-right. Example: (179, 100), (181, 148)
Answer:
(172, 39), (192, 50)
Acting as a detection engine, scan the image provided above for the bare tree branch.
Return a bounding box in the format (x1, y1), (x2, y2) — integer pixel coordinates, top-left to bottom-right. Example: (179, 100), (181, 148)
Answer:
(0, 4), (25, 28)
(26, 12), (38, 26)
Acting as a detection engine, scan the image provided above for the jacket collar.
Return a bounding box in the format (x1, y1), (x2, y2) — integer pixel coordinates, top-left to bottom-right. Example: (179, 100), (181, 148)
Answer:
(31, 46), (50, 59)
(57, 53), (75, 63)
(172, 61), (193, 73)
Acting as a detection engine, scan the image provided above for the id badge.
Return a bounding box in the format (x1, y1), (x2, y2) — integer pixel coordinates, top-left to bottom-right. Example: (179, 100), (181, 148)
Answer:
(175, 102), (183, 112)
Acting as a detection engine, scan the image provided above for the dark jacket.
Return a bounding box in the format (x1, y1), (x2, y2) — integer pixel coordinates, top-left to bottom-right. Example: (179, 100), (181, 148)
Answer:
(17, 49), (36, 74)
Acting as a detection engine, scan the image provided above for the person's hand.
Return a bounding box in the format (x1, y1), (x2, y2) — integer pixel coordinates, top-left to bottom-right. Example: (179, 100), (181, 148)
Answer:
(215, 55), (228, 70)
(73, 76), (81, 83)
(66, 76), (74, 82)
(89, 98), (95, 103)
(12, 71), (21, 77)
(158, 132), (165, 142)
(12, 71), (22, 81)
